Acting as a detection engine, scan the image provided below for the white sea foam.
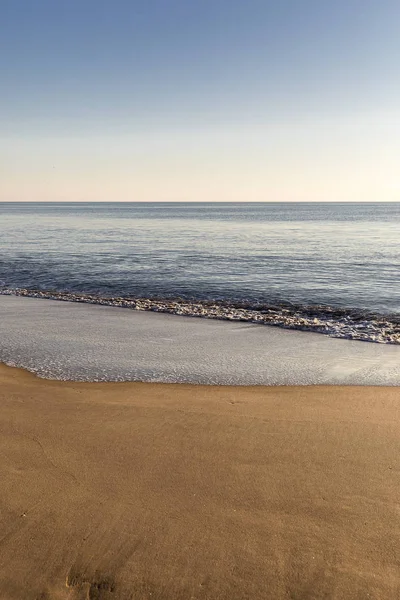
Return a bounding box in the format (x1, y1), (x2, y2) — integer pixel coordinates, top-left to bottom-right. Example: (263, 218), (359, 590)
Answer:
(0, 295), (399, 385)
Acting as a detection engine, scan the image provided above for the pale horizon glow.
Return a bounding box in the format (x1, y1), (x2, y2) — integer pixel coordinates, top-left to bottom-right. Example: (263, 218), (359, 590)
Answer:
(1, 1), (400, 202)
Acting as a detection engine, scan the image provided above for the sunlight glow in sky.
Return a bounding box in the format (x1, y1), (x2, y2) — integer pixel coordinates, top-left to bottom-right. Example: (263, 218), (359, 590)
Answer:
(1, 0), (400, 202)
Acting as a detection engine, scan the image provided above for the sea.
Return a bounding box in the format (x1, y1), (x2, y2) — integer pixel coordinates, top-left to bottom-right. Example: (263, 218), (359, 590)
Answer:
(1, 201), (399, 384)
(0, 202), (399, 345)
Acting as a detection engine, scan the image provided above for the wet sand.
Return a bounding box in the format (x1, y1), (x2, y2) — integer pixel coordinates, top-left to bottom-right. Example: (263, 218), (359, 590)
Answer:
(1, 364), (400, 599)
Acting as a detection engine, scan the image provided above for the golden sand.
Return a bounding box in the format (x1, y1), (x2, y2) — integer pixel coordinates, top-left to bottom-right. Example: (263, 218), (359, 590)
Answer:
(1, 363), (399, 599)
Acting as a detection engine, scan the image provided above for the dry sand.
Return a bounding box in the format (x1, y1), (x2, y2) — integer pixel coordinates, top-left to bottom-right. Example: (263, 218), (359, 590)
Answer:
(1, 363), (400, 599)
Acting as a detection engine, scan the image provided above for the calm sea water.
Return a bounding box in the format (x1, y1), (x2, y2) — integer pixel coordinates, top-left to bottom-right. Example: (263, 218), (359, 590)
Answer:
(0, 202), (399, 343)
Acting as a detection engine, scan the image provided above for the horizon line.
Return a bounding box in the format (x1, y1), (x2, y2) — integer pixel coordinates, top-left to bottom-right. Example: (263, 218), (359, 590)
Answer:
(1, 200), (399, 204)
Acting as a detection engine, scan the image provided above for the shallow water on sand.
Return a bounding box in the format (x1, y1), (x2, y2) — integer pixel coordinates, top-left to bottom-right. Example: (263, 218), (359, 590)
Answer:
(1, 296), (399, 385)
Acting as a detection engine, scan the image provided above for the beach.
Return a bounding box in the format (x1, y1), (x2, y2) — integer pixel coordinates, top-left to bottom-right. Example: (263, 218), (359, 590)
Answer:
(1, 203), (399, 598)
(1, 363), (400, 599)
(3, 2), (400, 597)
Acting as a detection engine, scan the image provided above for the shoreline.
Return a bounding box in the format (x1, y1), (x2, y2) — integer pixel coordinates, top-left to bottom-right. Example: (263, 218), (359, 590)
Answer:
(1, 363), (400, 599)
(1, 295), (400, 386)
(1, 287), (399, 345)
(1, 359), (397, 389)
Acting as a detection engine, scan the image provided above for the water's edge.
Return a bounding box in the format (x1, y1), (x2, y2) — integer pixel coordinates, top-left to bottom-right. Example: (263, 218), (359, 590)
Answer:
(1, 287), (399, 345)
(1, 294), (399, 386)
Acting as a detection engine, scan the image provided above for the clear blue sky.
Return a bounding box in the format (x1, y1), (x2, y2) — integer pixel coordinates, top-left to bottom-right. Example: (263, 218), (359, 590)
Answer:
(1, 0), (399, 201)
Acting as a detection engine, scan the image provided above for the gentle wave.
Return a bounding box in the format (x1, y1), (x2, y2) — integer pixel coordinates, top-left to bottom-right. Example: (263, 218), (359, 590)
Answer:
(1, 287), (399, 345)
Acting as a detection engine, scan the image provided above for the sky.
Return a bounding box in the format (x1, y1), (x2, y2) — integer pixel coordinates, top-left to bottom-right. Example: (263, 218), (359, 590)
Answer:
(1, 0), (399, 202)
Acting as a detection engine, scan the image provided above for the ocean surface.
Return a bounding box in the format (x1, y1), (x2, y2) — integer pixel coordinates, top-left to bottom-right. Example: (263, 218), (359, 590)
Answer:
(0, 202), (399, 344)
